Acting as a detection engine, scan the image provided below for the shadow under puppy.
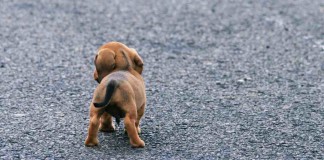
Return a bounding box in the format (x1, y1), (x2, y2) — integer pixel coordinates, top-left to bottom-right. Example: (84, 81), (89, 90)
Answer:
(85, 42), (146, 148)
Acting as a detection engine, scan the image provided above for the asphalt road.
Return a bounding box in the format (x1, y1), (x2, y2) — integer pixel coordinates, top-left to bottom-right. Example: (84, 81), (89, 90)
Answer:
(0, 0), (323, 159)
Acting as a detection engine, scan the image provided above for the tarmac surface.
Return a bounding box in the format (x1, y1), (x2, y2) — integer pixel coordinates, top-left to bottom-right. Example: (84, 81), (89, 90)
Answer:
(0, 0), (323, 159)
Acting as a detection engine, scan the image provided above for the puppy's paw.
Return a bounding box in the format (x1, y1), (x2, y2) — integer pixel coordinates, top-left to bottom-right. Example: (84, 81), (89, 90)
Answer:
(99, 124), (115, 132)
(130, 139), (145, 148)
(85, 137), (99, 147)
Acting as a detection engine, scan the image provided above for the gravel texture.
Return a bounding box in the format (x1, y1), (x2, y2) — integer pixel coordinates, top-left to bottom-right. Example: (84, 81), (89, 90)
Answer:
(0, 0), (323, 159)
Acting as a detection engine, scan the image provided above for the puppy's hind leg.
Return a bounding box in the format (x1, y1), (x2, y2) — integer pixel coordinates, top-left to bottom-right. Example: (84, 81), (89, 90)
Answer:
(124, 105), (145, 148)
(85, 104), (102, 147)
(99, 112), (115, 132)
(135, 104), (145, 134)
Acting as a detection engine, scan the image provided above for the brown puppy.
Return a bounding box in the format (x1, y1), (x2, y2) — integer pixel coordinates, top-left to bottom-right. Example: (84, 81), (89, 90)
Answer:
(85, 42), (146, 148)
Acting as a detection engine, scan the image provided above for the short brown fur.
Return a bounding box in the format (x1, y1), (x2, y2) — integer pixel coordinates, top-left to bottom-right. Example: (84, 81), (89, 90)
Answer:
(85, 42), (146, 148)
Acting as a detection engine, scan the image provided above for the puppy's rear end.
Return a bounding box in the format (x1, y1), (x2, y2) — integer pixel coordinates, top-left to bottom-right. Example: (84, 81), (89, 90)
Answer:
(86, 71), (146, 148)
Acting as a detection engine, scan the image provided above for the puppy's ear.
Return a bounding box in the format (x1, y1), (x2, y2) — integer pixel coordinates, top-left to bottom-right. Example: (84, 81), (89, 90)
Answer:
(93, 69), (99, 83)
(94, 48), (116, 83)
(130, 48), (144, 74)
(94, 54), (98, 64)
(93, 55), (100, 83)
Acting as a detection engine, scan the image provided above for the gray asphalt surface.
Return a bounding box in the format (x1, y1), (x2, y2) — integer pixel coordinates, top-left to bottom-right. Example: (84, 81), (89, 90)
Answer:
(0, 0), (323, 159)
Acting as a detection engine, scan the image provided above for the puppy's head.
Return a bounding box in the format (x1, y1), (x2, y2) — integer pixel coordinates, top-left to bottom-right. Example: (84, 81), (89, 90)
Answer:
(93, 42), (144, 83)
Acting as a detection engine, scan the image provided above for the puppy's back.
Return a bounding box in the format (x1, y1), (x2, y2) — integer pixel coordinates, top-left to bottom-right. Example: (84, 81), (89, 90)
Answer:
(92, 71), (145, 108)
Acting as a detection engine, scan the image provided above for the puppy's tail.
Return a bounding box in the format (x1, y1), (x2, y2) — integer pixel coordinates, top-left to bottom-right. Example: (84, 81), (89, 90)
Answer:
(93, 80), (118, 108)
